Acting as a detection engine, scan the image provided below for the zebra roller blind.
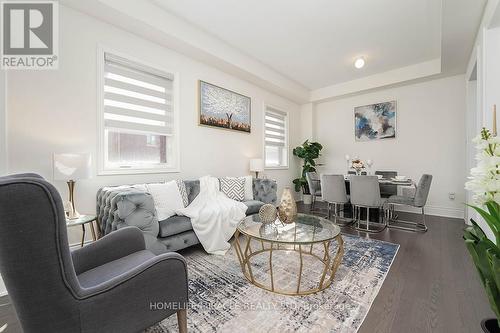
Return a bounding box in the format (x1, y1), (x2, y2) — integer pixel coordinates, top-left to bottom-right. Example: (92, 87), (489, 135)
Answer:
(103, 53), (174, 136)
(264, 107), (287, 147)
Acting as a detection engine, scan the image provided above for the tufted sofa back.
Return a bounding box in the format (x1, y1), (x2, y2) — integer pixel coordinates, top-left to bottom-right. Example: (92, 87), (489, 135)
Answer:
(96, 178), (277, 244)
(182, 178), (277, 205)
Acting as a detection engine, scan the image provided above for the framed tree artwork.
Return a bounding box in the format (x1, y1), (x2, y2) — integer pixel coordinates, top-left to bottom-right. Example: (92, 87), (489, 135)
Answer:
(198, 80), (251, 133)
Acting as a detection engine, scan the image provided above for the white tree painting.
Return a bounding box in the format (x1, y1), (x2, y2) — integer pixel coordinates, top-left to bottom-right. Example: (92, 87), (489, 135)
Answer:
(199, 81), (251, 132)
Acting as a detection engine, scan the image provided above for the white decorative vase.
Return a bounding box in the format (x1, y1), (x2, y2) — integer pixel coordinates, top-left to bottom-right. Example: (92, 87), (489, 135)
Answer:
(303, 193), (312, 205)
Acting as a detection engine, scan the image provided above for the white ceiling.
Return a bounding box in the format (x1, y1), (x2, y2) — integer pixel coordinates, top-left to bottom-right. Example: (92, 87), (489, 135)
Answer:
(153, 0), (475, 90)
(62, 0), (486, 102)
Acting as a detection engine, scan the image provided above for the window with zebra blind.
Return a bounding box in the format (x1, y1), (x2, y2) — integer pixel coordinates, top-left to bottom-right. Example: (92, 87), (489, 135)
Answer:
(264, 106), (289, 168)
(98, 50), (178, 174)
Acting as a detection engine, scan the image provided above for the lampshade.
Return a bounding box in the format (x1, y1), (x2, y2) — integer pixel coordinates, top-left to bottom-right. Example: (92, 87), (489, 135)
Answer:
(249, 158), (264, 172)
(53, 153), (92, 181)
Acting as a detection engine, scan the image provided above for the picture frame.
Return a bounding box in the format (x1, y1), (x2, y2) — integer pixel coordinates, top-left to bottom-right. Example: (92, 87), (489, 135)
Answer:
(198, 80), (251, 133)
(354, 100), (397, 141)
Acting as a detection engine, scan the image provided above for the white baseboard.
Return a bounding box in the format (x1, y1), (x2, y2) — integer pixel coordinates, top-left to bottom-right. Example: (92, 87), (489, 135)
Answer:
(395, 205), (465, 220)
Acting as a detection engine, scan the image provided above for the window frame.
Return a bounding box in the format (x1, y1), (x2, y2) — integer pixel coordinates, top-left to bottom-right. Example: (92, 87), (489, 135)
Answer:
(263, 103), (289, 170)
(97, 46), (180, 175)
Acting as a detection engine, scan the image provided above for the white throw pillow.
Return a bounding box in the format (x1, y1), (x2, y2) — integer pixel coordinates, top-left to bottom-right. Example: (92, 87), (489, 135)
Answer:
(146, 181), (185, 221)
(226, 176), (253, 201)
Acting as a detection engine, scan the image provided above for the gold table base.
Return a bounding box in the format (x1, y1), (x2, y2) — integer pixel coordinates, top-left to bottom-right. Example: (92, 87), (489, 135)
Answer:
(233, 230), (344, 296)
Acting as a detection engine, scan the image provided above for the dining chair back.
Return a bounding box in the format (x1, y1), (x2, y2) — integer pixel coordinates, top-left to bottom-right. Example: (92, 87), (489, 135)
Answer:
(321, 174), (352, 224)
(386, 174), (433, 232)
(350, 175), (383, 207)
(321, 174), (348, 204)
(349, 175), (387, 232)
(305, 171), (322, 211)
(375, 170), (398, 197)
(306, 171), (321, 194)
(413, 174), (433, 207)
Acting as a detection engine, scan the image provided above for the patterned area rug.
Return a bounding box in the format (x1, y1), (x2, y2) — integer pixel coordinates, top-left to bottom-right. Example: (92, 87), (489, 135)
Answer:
(146, 234), (399, 333)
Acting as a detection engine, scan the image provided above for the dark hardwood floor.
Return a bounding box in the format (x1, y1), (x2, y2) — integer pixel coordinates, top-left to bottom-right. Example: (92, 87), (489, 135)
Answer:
(299, 202), (494, 333)
(0, 203), (493, 332)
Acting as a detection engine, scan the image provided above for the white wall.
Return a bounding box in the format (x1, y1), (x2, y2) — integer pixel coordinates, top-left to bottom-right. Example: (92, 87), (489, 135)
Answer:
(465, 78), (478, 223)
(5, 6), (301, 245)
(464, 1), (500, 240)
(313, 75), (467, 218)
(485, 27), (500, 130)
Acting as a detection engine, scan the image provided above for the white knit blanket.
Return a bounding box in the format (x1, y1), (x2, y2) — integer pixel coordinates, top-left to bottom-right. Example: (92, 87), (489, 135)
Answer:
(176, 176), (247, 255)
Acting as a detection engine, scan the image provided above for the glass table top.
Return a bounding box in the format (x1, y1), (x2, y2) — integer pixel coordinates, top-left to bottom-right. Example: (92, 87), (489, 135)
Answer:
(66, 215), (96, 227)
(237, 213), (341, 244)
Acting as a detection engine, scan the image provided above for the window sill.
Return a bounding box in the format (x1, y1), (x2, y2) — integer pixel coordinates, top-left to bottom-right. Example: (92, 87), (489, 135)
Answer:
(97, 167), (180, 176)
(264, 166), (289, 170)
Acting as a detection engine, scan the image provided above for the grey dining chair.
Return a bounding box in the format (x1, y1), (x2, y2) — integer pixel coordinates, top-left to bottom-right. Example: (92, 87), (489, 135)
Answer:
(386, 174), (433, 232)
(306, 171), (322, 211)
(375, 170), (398, 197)
(349, 175), (387, 233)
(0, 173), (189, 333)
(321, 174), (352, 226)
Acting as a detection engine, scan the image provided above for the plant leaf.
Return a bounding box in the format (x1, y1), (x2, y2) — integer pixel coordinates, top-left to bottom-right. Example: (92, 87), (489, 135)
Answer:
(468, 204), (500, 245)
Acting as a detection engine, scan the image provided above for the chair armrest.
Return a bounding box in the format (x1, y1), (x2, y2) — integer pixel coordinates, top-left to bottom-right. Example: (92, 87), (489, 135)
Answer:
(71, 226), (145, 275)
(75, 252), (188, 300)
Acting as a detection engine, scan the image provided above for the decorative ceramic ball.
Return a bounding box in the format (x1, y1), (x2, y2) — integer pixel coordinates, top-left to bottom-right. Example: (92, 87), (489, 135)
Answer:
(259, 204), (277, 224)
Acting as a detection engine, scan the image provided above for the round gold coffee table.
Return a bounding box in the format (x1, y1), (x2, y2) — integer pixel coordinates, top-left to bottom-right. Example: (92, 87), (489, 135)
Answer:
(233, 213), (344, 296)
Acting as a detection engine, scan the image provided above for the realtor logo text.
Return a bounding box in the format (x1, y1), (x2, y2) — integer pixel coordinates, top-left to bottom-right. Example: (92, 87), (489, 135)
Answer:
(1, 1), (58, 69)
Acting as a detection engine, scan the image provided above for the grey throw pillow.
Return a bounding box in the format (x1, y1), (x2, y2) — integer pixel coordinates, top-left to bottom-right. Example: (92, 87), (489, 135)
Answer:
(220, 177), (245, 201)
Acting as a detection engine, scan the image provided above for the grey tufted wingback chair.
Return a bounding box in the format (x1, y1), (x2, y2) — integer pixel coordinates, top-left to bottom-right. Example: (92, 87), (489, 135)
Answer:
(0, 174), (188, 333)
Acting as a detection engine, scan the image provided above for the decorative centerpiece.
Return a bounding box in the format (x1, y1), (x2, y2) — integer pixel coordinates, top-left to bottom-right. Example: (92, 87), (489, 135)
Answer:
(258, 204), (277, 224)
(351, 158), (365, 175)
(277, 187), (297, 224)
(464, 127), (500, 333)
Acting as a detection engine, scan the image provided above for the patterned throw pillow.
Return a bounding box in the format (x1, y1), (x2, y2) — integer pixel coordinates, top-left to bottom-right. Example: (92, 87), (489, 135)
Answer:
(176, 180), (189, 207)
(220, 177), (245, 201)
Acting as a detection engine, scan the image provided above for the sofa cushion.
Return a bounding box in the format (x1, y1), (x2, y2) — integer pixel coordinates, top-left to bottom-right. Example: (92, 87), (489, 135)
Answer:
(244, 200), (266, 215)
(158, 215), (193, 238)
(77, 250), (155, 288)
(158, 230), (200, 252)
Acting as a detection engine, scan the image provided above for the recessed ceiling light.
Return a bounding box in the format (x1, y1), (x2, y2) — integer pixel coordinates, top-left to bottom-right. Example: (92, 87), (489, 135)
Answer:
(354, 57), (365, 69)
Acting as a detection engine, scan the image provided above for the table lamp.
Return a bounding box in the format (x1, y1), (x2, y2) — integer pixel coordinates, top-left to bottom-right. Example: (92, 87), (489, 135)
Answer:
(53, 153), (91, 219)
(249, 158), (264, 178)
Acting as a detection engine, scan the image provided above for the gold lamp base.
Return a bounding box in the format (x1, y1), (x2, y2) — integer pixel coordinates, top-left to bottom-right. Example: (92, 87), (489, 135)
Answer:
(67, 180), (80, 220)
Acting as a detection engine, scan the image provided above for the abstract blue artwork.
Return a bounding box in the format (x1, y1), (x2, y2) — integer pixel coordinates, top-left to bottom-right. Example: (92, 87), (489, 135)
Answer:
(355, 101), (396, 141)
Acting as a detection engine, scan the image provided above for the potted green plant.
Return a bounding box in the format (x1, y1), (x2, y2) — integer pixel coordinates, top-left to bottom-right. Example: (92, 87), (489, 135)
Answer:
(292, 140), (323, 204)
(464, 128), (500, 333)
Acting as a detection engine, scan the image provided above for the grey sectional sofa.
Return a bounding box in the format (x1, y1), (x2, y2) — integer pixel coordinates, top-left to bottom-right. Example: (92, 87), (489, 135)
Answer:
(97, 178), (277, 254)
